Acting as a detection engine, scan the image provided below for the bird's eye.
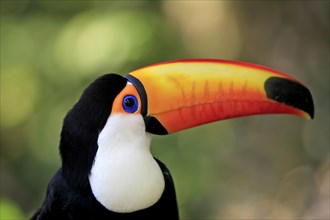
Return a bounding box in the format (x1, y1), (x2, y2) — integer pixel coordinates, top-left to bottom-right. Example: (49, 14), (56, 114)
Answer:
(122, 95), (138, 113)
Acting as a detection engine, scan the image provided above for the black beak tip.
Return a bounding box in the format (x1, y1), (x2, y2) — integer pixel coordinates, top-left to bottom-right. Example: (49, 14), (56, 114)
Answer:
(265, 77), (314, 119)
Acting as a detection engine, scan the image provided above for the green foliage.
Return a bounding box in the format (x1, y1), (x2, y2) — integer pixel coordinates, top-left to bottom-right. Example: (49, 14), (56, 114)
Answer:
(0, 198), (26, 219)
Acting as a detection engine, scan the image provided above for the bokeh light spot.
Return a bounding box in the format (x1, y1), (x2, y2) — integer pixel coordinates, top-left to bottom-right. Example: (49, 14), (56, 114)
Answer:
(1, 67), (39, 128)
(54, 10), (158, 76)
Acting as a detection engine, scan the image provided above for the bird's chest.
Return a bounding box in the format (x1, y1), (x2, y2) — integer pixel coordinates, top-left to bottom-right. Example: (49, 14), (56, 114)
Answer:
(89, 145), (165, 213)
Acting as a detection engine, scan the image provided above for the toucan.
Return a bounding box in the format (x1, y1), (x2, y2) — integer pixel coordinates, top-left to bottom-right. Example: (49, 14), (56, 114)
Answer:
(32, 59), (314, 220)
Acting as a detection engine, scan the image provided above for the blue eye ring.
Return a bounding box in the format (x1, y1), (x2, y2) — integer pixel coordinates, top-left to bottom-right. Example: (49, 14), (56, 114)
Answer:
(122, 95), (139, 113)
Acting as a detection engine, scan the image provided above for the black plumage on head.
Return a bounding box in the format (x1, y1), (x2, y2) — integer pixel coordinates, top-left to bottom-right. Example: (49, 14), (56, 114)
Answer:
(59, 74), (127, 192)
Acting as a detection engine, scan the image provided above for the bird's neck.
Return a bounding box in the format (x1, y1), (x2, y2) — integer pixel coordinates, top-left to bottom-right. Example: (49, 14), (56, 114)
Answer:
(89, 114), (165, 213)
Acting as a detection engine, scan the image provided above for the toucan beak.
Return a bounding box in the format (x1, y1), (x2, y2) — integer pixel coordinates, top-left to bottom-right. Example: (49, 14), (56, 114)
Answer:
(126, 59), (314, 135)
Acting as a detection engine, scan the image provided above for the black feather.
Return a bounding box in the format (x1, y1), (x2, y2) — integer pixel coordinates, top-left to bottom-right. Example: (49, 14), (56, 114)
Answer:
(60, 74), (127, 191)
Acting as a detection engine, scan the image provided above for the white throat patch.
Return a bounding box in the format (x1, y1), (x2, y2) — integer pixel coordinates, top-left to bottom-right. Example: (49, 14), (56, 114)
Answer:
(89, 114), (165, 213)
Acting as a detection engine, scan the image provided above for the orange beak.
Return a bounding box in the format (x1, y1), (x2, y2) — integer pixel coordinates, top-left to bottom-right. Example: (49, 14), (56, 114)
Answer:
(126, 59), (314, 135)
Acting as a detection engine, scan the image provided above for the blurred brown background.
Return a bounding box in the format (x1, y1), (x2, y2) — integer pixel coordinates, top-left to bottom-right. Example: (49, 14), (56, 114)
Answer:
(1, 1), (329, 219)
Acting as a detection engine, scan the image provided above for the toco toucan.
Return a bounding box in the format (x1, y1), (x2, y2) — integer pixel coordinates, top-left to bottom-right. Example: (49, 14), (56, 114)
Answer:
(32, 59), (314, 220)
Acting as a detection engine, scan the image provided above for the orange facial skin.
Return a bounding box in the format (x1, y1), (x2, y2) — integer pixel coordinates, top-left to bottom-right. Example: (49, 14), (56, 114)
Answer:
(111, 83), (142, 115)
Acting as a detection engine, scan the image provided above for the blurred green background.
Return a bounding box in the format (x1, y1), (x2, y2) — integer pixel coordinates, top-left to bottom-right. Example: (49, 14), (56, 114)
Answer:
(1, 1), (329, 219)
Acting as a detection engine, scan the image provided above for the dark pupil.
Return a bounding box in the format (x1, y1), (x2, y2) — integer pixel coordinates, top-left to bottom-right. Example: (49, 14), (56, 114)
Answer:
(125, 98), (135, 108)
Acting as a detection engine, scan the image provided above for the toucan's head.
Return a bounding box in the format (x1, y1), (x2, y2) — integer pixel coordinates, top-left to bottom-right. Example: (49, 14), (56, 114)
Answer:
(59, 59), (313, 211)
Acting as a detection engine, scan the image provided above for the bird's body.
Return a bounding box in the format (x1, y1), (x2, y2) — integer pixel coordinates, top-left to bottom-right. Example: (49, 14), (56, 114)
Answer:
(32, 160), (178, 220)
(32, 59), (314, 219)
